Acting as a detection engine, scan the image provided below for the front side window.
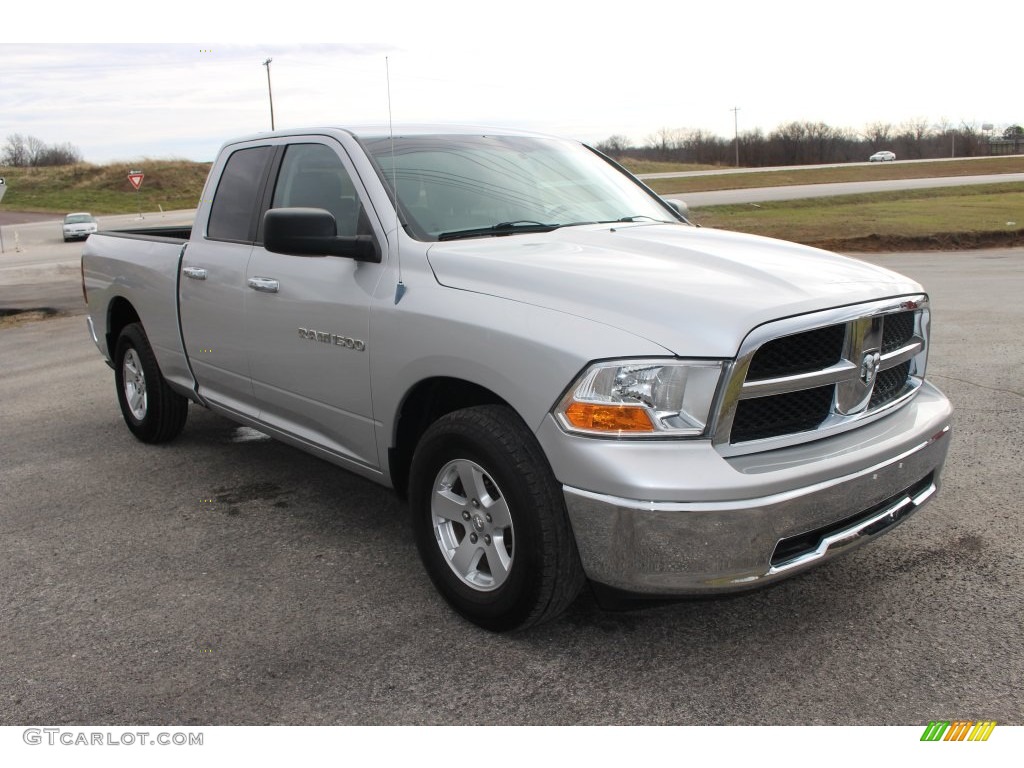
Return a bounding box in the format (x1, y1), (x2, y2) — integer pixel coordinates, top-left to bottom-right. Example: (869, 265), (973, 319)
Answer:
(271, 143), (365, 237)
(207, 145), (273, 242)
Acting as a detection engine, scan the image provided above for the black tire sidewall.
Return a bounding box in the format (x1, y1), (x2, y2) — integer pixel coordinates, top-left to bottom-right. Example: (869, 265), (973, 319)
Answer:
(409, 410), (553, 631)
(114, 323), (170, 442)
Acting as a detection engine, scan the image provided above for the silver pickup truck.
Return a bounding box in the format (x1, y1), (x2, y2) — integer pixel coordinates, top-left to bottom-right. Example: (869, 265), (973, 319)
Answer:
(82, 126), (953, 631)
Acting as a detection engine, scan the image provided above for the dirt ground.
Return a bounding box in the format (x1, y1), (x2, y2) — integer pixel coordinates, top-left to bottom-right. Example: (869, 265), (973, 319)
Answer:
(808, 229), (1024, 252)
(0, 211), (60, 226)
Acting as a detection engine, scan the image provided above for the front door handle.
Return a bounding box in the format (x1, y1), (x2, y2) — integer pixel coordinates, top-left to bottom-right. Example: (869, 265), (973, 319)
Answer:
(182, 266), (207, 280)
(247, 276), (280, 293)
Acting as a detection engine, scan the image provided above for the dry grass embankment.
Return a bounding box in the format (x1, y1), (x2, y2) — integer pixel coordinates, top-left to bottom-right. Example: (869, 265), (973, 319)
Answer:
(0, 160), (211, 214)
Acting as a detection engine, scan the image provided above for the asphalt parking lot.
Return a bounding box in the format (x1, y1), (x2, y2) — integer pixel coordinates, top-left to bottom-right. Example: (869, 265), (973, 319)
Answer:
(1, 249), (1021, 726)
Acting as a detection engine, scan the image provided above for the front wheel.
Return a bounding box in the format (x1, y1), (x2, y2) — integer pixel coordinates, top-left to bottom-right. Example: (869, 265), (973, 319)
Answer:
(114, 322), (188, 443)
(409, 405), (584, 631)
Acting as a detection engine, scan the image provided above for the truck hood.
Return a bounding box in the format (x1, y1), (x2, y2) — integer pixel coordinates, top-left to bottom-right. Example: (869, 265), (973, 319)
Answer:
(425, 223), (922, 357)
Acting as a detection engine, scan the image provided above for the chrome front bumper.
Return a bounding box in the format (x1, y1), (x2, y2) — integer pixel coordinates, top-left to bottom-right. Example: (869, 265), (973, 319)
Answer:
(557, 385), (952, 596)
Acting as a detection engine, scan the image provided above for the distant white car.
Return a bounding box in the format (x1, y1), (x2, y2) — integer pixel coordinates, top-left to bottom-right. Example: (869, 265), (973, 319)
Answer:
(63, 212), (98, 242)
(869, 150), (896, 162)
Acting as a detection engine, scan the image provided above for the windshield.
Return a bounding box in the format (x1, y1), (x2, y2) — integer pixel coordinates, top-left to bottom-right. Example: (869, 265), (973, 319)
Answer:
(64, 214), (94, 224)
(362, 134), (678, 241)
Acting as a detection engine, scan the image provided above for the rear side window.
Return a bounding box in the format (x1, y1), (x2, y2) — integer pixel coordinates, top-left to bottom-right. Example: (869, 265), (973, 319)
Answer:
(208, 146), (273, 242)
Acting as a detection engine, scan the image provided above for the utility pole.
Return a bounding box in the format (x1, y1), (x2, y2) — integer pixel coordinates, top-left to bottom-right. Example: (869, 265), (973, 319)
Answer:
(263, 58), (275, 130)
(731, 106), (740, 167)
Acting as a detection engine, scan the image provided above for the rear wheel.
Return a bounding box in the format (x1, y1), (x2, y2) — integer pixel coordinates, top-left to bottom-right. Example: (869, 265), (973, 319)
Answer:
(114, 322), (188, 443)
(409, 405), (584, 631)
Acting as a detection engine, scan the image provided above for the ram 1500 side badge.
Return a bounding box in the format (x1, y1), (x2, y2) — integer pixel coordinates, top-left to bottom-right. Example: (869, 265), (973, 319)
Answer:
(297, 328), (365, 351)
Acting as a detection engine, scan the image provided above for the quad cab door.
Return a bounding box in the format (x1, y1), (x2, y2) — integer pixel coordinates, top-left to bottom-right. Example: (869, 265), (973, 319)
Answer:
(179, 144), (275, 418)
(244, 139), (387, 471)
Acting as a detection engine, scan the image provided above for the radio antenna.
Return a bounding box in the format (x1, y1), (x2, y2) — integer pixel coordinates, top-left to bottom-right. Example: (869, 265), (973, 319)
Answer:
(387, 56), (406, 304)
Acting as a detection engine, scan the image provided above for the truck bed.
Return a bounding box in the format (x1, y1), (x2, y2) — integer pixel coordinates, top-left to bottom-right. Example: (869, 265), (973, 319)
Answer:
(97, 225), (193, 242)
(82, 230), (194, 393)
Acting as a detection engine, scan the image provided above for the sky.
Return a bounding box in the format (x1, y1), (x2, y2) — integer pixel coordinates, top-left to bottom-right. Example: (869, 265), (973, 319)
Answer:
(1, 1), (1017, 164)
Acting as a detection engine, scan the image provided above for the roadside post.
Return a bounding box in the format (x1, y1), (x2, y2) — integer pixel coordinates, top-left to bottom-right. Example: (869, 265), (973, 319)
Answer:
(128, 170), (144, 219)
(0, 177), (7, 253)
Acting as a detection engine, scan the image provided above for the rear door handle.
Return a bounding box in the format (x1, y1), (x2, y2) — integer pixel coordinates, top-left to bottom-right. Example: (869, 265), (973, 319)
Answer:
(182, 267), (207, 280)
(247, 276), (280, 293)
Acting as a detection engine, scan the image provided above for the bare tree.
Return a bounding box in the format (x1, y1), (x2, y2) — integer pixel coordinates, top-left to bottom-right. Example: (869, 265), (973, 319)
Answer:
(2, 134), (29, 166)
(595, 135), (631, 156)
(25, 135), (47, 166)
(680, 129), (727, 165)
(770, 121), (810, 164)
(956, 121), (983, 157)
(1, 134), (83, 166)
(644, 127), (687, 160)
(863, 122), (894, 147)
(901, 117), (931, 142)
(36, 142), (83, 165)
(738, 128), (769, 167)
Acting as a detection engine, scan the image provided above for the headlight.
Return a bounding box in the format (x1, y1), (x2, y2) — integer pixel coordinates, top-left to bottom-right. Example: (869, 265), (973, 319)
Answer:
(555, 359), (724, 438)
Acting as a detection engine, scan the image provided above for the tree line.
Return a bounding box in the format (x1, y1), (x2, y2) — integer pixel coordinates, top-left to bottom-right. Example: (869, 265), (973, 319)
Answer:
(597, 120), (1024, 166)
(2, 134), (83, 167)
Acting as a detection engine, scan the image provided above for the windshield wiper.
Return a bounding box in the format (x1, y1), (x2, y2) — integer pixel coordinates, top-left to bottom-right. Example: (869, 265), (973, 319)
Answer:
(437, 221), (559, 241)
(611, 215), (671, 223)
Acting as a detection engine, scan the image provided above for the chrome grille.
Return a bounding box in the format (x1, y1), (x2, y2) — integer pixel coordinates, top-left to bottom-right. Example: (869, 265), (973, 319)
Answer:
(713, 296), (929, 456)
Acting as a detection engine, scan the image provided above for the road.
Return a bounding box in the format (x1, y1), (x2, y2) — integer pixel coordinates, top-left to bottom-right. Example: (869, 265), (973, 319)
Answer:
(636, 154), (1024, 180)
(0, 210), (194, 314)
(667, 173), (1024, 207)
(1, 249), (1021, 725)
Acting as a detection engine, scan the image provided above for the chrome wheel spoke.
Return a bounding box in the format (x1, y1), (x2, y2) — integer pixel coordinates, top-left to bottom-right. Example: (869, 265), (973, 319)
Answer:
(456, 461), (491, 506)
(483, 494), (512, 528)
(130, 388), (146, 413)
(484, 535), (512, 583)
(450, 536), (483, 577)
(433, 487), (468, 523)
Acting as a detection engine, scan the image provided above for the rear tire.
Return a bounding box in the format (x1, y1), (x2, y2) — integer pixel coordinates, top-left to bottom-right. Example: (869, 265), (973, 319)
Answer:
(114, 322), (188, 443)
(409, 405), (585, 631)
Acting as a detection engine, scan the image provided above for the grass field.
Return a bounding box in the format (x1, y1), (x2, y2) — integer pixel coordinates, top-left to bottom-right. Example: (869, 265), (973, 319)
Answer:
(689, 183), (1024, 251)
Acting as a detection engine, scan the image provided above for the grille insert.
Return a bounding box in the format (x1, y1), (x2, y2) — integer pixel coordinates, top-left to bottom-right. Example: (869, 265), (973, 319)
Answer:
(869, 361), (911, 409)
(745, 324), (845, 381)
(731, 385), (834, 443)
(882, 311), (915, 353)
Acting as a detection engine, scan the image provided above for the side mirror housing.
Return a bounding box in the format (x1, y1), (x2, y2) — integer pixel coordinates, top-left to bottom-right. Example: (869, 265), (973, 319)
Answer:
(663, 198), (690, 219)
(263, 208), (380, 262)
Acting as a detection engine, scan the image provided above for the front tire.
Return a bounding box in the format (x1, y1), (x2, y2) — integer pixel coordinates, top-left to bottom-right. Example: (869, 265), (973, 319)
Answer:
(409, 405), (585, 631)
(114, 322), (188, 443)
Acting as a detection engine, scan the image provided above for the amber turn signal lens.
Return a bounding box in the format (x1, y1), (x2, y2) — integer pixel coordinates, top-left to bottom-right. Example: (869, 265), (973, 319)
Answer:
(563, 402), (655, 433)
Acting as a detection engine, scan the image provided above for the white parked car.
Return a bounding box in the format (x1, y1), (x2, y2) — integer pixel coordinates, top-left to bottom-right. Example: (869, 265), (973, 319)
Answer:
(869, 150), (896, 162)
(63, 212), (98, 242)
